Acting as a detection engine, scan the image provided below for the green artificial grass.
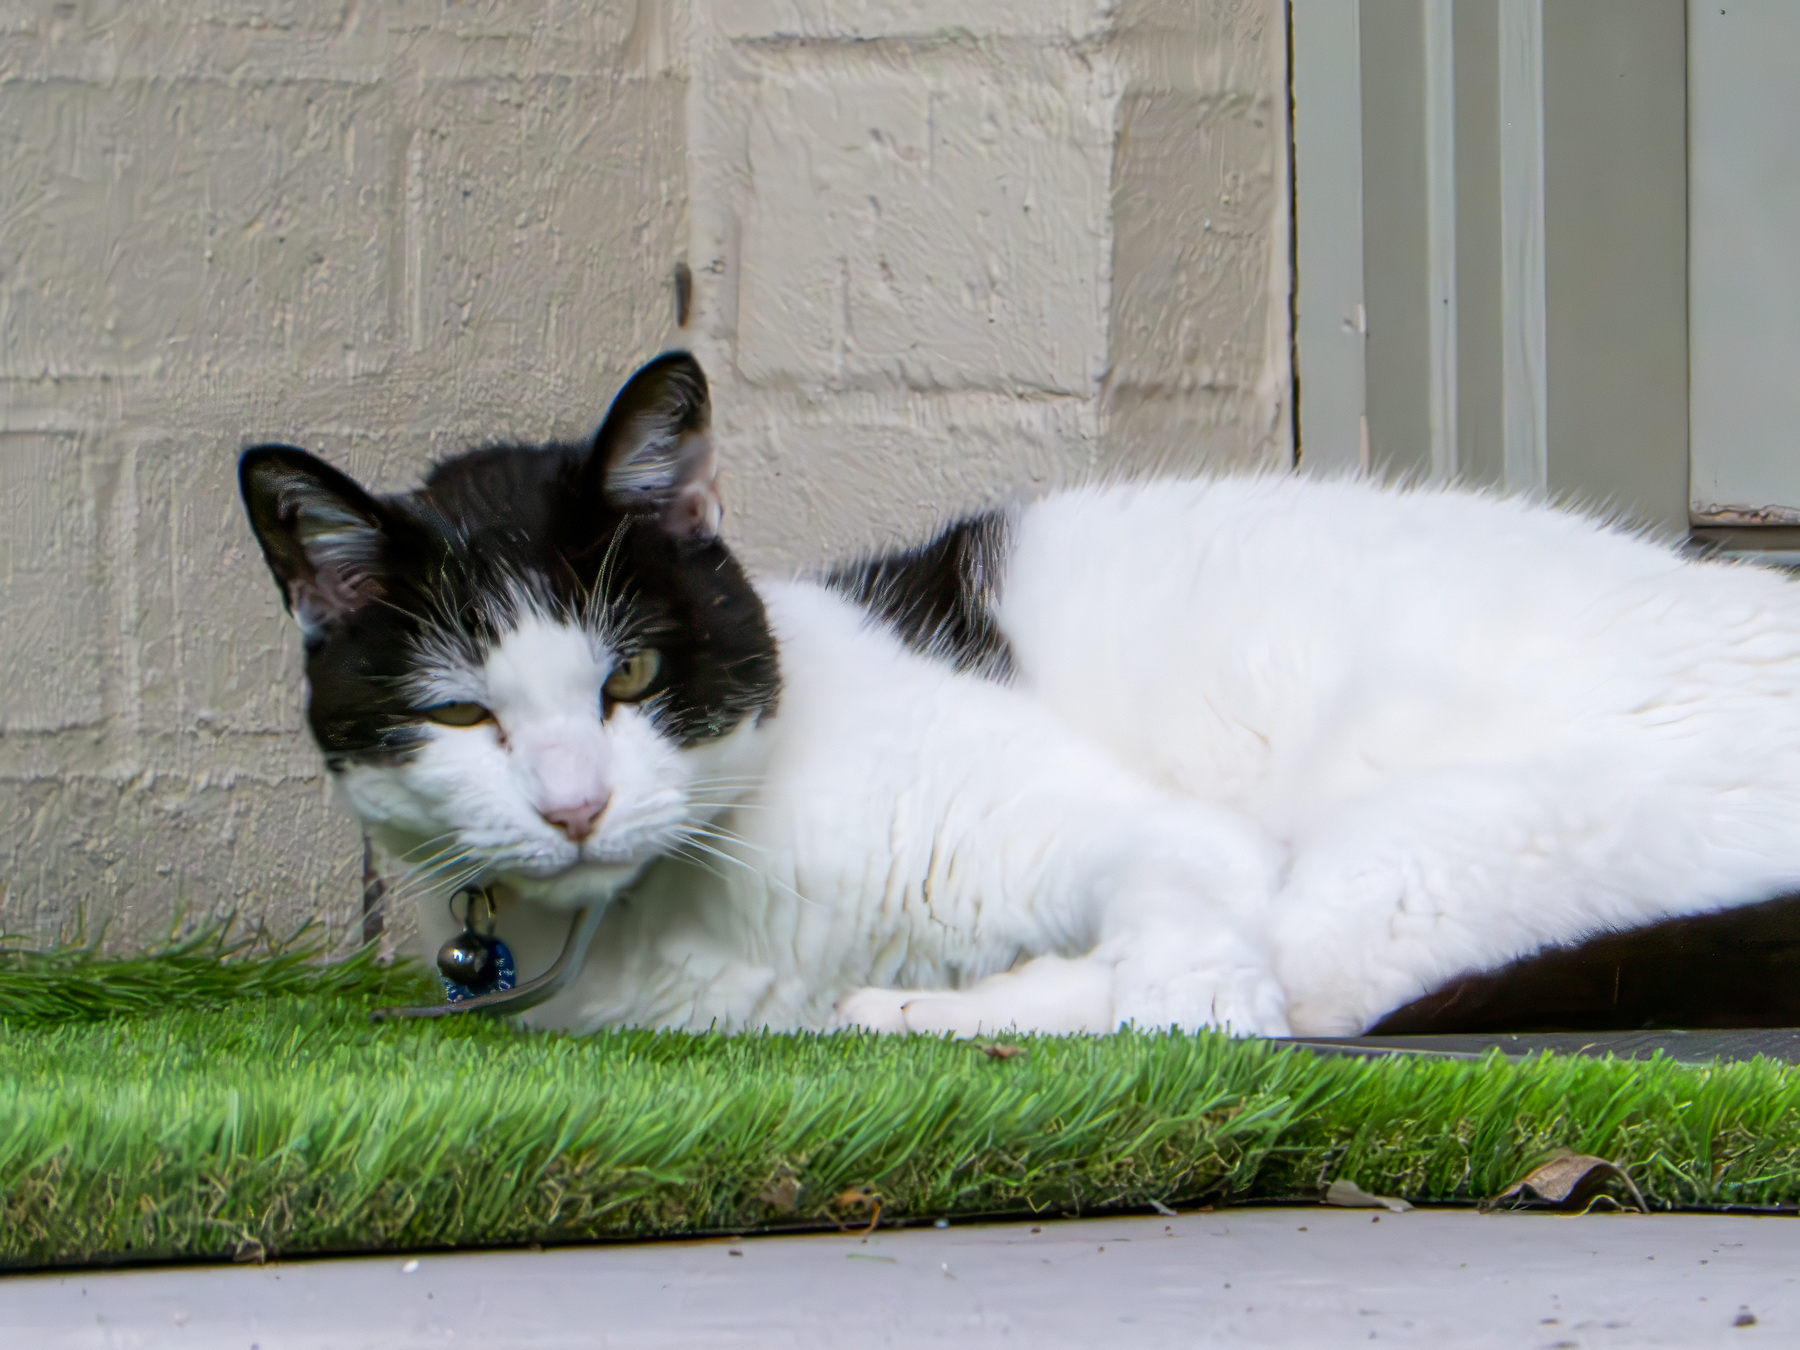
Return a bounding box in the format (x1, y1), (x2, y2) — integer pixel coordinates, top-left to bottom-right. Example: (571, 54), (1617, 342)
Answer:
(0, 922), (414, 1027)
(6, 934), (1800, 1269)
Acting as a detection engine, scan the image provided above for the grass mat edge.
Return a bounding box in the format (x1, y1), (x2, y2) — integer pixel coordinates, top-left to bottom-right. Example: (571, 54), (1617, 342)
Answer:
(6, 946), (1800, 1269)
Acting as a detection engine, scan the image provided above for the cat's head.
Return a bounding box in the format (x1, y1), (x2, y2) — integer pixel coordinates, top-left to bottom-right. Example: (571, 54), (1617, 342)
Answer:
(240, 352), (780, 908)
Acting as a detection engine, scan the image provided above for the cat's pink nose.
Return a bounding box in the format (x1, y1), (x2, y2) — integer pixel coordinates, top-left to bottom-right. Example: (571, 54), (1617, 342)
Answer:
(541, 794), (610, 843)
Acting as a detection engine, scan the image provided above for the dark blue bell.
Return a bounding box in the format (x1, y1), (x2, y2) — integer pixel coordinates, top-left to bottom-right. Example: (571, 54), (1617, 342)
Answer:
(438, 931), (495, 987)
(437, 930), (517, 1001)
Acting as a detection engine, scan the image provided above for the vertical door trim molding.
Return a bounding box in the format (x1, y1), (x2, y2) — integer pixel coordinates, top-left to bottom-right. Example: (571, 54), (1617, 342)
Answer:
(1499, 0), (1548, 493)
(1290, 0), (1369, 477)
(1424, 0), (1459, 480)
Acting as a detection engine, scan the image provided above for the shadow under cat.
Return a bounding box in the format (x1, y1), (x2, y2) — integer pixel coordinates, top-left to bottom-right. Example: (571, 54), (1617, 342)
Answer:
(1345, 890), (1800, 1056)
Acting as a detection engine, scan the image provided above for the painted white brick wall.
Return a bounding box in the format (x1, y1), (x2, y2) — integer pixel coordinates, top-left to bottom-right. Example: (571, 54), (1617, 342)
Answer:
(693, 0), (1292, 571)
(0, 0), (1290, 950)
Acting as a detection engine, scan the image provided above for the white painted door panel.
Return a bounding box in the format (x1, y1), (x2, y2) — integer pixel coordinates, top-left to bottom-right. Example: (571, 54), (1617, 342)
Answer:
(1689, 2), (1800, 524)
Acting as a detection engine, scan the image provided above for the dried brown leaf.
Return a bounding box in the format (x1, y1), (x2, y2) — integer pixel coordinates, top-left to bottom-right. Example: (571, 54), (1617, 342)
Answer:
(977, 1043), (1028, 1061)
(1481, 1152), (1647, 1214)
(833, 1186), (883, 1235)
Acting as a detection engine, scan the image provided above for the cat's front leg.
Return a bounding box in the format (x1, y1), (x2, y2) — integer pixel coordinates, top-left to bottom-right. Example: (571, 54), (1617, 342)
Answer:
(833, 956), (1114, 1036)
(836, 803), (1292, 1038)
(1087, 806), (1292, 1036)
(1099, 932), (1293, 1037)
(832, 938), (1290, 1038)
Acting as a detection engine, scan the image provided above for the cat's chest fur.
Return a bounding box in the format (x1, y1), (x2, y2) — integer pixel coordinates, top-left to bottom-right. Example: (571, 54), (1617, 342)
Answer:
(453, 578), (1156, 1031)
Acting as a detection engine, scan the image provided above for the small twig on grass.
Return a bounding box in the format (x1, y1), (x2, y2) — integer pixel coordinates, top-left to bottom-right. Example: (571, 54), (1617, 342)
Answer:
(974, 1042), (1028, 1061)
(834, 1187), (884, 1235)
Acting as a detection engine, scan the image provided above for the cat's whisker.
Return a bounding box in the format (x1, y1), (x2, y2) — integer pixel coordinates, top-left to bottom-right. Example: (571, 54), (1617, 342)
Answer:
(669, 833), (761, 877)
(391, 840), (470, 880)
(666, 846), (735, 888)
(382, 865), (459, 908)
(669, 818), (750, 852)
(387, 865), (477, 905)
(683, 831), (771, 853)
(394, 842), (474, 881)
(685, 820), (773, 852)
(393, 864), (487, 909)
(419, 851), (485, 887)
(396, 831), (462, 862)
(588, 519), (632, 622)
(670, 828), (822, 910)
(385, 853), (486, 908)
(680, 827), (822, 908)
(684, 835), (775, 866)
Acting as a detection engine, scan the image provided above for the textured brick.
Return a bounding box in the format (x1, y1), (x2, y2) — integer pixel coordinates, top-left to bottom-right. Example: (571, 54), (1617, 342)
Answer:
(388, 0), (649, 79)
(128, 435), (304, 737)
(714, 0), (1114, 41)
(719, 389), (1097, 572)
(1103, 0), (1292, 472)
(735, 52), (1109, 394)
(390, 0), (613, 42)
(0, 434), (105, 732)
(0, 774), (359, 949)
(0, 79), (390, 380)
(0, 2), (386, 84)
(1112, 90), (1283, 394)
(407, 75), (684, 373)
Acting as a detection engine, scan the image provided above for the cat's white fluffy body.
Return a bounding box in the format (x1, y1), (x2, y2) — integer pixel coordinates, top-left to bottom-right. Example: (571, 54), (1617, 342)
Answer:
(397, 473), (1800, 1038)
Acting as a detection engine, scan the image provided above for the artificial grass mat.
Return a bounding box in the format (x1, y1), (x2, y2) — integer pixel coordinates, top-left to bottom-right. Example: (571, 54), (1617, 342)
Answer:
(6, 934), (1800, 1269)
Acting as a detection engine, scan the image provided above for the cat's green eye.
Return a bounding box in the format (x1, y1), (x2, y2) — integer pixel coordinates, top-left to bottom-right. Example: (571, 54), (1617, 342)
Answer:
(605, 648), (662, 704)
(422, 701), (493, 728)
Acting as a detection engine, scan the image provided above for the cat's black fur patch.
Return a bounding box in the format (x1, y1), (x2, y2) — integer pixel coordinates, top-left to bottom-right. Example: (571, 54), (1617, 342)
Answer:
(826, 511), (1015, 680)
(241, 355), (780, 766)
(1369, 891), (1800, 1033)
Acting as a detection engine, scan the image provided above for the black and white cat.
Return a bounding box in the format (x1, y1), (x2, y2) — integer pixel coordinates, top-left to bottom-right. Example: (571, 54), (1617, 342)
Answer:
(241, 352), (1800, 1038)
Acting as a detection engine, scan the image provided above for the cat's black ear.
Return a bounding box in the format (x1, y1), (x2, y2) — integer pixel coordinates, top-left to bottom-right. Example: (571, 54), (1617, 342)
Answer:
(590, 351), (721, 541)
(239, 446), (391, 635)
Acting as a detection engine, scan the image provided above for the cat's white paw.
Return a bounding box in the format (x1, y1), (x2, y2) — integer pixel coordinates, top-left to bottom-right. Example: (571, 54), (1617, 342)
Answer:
(882, 994), (994, 1038)
(830, 986), (913, 1033)
(832, 989), (1032, 1037)
(829, 957), (1117, 1037)
(1112, 964), (1292, 1038)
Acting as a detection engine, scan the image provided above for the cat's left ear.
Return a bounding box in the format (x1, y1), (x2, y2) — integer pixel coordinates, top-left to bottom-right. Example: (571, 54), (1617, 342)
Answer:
(590, 351), (721, 541)
(239, 446), (392, 637)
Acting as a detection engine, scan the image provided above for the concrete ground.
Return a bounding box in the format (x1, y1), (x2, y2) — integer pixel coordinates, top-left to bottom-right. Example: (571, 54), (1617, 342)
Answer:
(5, 1207), (1797, 1349)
